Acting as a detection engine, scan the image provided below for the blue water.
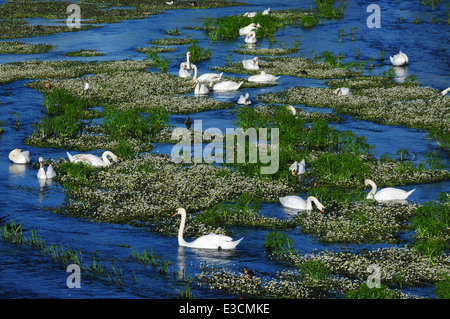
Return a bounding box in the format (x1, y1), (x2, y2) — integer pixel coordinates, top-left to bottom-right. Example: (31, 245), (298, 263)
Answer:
(0, 0), (448, 299)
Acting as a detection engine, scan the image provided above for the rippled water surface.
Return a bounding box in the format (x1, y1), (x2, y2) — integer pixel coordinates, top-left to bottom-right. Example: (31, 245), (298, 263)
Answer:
(0, 0), (448, 299)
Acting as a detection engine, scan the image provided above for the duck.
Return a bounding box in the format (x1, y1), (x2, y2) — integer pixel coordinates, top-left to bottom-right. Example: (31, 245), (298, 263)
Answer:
(37, 157), (56, 180)
(390, 51), (408, 66)
(193, 79), (209, 95)
(289, 159), (305, 176)
(248, 71), (280, 83)
(67, 151), (120, 167)
(440, 87), (450, 97)
(9, 148), (31, 164)
(239, 23), (259, 36)
(179, 62), (194, 78)
(364, 179), (415, 201)
(262, 7), (271, 15)
(173, 208), (243, 249)
(44, 79), (51, 90)
(184, 115), (192, 129)
(245, 31), (257, 44)
(191, 64), (222, 82)
(243, 267), (255, 278)
(279, 195), (325, 212)
(237, 92), (251, 105)
(213, 80), (243, 92)
(242, 56), (259, 70)
(333, 87), (351, 96)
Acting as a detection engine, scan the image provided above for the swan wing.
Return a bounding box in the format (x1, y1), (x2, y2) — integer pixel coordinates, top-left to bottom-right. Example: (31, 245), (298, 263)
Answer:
(46, 164), (56, 179)
(374, 187), (414, 201)
(188, 234), (242, 249)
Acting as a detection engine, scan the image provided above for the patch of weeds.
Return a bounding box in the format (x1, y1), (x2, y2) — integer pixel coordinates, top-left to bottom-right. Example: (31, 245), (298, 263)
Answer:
(344, 283), (402, 299)
(64, 49), (104, 57)
(186, 42), (211, 64)
(0, 41), (55, 54)
(263, 231), (297, 257)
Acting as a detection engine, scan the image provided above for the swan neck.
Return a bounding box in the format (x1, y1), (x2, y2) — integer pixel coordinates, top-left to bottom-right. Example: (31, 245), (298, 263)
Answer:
(192, 64), (197, 80)
(178, 212), (189, 246)
(307, 197), (320, 210)
(368, 180), (377, 195)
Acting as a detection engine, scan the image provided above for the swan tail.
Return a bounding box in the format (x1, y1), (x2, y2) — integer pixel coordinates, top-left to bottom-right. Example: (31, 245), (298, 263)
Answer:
(66, 152), (74, 162)
(238, 81), (244, 89)
(405, 189), (415, 199)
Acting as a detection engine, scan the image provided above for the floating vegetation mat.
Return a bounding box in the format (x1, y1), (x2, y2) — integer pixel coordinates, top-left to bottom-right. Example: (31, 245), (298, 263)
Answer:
(0, 41), (55, 54)
(2, 59), (154, 84)
(64, 49), (105, 57)
(135, 46), (177, 54)
(233, 47), (299, 56)
(211, 56), (361, 79)
(52, 154), (293, 230)
(0, 20), (100, 39)
(29, 70), (234, 113)
(257, 76), (450, 136)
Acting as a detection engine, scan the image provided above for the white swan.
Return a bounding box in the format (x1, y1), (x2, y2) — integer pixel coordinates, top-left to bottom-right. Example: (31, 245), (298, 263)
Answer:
(245, 31), (257, 44)
(173, 208), (243, 249)
(191, 64), (222, 82)
(333, 87), (351, 96)
(287, 105), (297, 115)
(390, 51), (408, 66)
(239, 23), (259, 36)
(37, 157), (56, 179)
(179, 62), (194, 78)
(279, 196), (325, 212)
(364, 179), (415, 201)
(244, 11), (257, 18)
(67, 151), (120, 167)
(83, 80), (89, 92)
(440, 87), (450, 97)
(242, 57), (259, 70)
(237, 92), (251, 105)
(262, 7), (271, 15)
(9, 148), (31, 164)
(289, 159), (305, 176)
(213, 80), (243, 92)
(248, 71), (280, 83)
(193, 79), (209, 95)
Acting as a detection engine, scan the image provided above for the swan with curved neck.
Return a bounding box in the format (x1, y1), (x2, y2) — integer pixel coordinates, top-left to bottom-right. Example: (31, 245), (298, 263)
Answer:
(364, 179), (415, 201)
(191, 64), (222, 82)
(245, 31), (257, 44)
(179, 62), (194, 78)
(279, 196), (325, 212)
(193, 79), (209, 95)
(289, 159), (305, 176)
(173, 208), (243, 249)
(242, 57), (259, 70)
(37, 157), (56, 179)
(67, 151), (120, 167)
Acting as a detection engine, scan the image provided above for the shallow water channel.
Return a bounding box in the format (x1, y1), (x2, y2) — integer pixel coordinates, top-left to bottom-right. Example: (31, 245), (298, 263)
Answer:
(0, 0), (448, 299)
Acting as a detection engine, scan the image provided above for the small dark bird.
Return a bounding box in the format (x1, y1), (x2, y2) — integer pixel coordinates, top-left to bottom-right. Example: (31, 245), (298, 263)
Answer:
(44, 79), (51, 90)
(243, 267), (254, 279)
(296, 70), (308, 76)
(184, 115), (192, 129)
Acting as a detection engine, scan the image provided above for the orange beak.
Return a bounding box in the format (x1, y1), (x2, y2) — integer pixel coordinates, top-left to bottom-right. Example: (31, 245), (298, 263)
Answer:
(292, 169), (296, 176)
(172, 212), (178, 217)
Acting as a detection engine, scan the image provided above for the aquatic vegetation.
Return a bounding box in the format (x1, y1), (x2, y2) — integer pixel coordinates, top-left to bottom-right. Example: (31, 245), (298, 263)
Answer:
(64, 49), (105, 57)
(0, 19), (99, 39)
(233, 46), (299, 56)
(201, 9), (312, 41)
(164, 26), (181, 36)
(30, 70), (231, 114)
(344, 283), (402, 299)
(263, 231), (297, 256)
(0, 41), (55, 54)
(257, 76), (450, 142)
(4, 59), (153, 84)
(136, 46), (176, 54)
(149, 37), (196, 46)
(51, 154), (293, 230)
(185, 42), (211, 64)
(211, 56), (361, 79)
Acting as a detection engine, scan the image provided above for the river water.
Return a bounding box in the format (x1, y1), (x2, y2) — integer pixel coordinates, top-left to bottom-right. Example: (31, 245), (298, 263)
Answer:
(0, 0), (448, 299)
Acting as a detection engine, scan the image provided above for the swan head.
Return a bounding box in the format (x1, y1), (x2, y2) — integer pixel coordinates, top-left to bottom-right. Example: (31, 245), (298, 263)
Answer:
(172, 207), (186, 217)
(252, 57), (258, 63)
